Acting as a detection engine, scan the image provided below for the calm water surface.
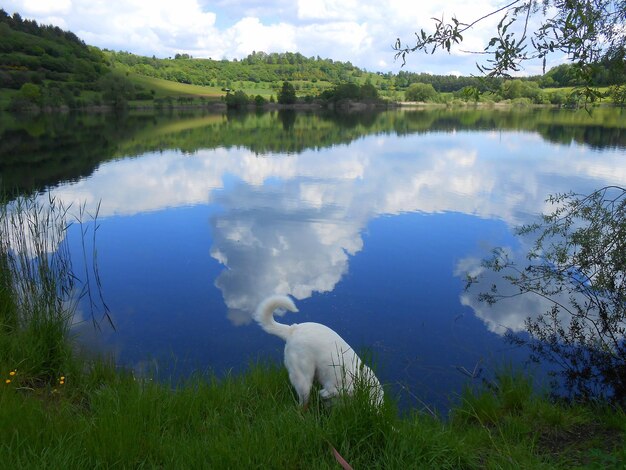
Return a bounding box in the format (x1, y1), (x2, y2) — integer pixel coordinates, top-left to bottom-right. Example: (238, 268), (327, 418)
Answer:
(3, 108), (625, 411)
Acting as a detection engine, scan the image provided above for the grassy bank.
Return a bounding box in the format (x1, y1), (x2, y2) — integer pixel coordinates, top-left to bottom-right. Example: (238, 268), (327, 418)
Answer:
(1, 361), (625, 468)
(1, 196), (624, 468)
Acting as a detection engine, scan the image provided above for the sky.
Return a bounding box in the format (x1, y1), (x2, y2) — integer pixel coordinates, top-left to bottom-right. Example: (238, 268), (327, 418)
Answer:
(2, 0), (560, 76)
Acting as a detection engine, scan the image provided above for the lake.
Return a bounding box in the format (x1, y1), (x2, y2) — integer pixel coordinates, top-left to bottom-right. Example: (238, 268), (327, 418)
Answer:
(2, 107), (625, 411)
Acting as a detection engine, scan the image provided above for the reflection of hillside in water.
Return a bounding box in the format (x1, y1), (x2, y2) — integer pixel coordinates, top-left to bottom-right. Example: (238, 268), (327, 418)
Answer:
(1, 107), (625, 193)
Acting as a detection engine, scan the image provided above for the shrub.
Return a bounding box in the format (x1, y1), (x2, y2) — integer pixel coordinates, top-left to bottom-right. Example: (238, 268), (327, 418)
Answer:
(225, 90), (250, 108)
(405, 83), (438, 102)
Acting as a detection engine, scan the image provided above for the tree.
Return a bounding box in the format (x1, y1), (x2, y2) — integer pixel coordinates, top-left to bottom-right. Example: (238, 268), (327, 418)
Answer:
(332, 83), (361, 101)
(394, 1), (626, 102)
(224, 90), (250, 108)
(468, 186), (626, 404)
(405, 83), (437, 102)
(277, 81), (297, 104)
(359, 82), (379, 100)
(98, 73), (134, 109)
(319, 82), (381, 103)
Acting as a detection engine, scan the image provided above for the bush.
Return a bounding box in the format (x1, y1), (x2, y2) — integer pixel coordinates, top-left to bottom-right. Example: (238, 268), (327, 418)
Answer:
(225, 90), (250, 108)
(359, 83), (379, 100)
(18, 82), (41, 104)
(405, 82), (437, 102)
(317, 83), (381, 103)
(332, 83), (360, 101)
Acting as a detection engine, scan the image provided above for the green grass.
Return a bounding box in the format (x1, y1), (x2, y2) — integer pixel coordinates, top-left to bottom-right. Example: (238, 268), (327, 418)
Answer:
(542, 86), (611, 95)
(126, 73), (224, 99)
(1, 360), (624, 468)
(1, 194), (624, 468)
(124, 73), (339, 102)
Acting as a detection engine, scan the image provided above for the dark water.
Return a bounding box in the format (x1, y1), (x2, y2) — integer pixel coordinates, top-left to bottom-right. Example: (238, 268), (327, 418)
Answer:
(2, 107), (625, 411)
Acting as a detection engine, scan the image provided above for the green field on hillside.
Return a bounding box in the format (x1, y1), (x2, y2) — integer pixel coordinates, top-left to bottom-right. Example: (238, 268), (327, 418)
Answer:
(125, 73), (224, 98)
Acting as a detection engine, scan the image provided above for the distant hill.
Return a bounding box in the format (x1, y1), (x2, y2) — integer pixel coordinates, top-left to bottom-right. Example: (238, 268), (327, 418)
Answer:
(108, 50), (377, 94)
(109, 49), (625, 106)
(106, 50), (496, 98)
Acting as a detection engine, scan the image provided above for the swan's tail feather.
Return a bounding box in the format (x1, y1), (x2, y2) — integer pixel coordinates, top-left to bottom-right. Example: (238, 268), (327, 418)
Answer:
(254, 295), (298, 341)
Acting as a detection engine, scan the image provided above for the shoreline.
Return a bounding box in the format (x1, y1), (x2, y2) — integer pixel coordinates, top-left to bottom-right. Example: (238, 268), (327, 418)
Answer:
(5, 98), (619, 115)
(1, 98), (400, 115)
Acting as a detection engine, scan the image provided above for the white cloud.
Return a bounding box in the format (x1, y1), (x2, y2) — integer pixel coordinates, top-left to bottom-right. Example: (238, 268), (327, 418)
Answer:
(209, 187), (360, 324)
(455, 244), (618, 339)
(3, 0), (552, 74)
(20, 0), (71, 15)
(297, 0), (360, 21)
(4, 0), (218, 57)
(226, 17), (297, 56)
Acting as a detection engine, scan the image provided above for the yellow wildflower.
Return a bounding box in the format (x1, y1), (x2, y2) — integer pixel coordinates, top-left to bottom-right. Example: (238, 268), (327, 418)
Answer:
(9, 370), (16, 376)
(5, 379), (10, 384)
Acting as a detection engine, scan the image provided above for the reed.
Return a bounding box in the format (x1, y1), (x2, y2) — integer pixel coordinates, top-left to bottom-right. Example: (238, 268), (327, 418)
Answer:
(0, 194), (79, 387)
(0, 192), (114, 387)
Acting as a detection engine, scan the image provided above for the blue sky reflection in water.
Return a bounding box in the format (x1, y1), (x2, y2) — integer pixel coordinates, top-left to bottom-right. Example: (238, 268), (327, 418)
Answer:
(57, 114), (626, 411)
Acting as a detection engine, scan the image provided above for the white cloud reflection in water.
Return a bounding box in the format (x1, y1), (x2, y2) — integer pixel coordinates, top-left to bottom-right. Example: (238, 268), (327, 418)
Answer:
(454, 250), (557, 335)
(49, 127), (626, 333)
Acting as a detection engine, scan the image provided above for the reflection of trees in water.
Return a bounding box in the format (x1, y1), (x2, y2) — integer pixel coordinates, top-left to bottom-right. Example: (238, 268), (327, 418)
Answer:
(0, 113), (147, 193)
(538, 124), (626, 150)
(327, 109), (380, 129)
(398, 108), (626, 150)
(1, 107), (624, 193)
(278, 110), (296, 131)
